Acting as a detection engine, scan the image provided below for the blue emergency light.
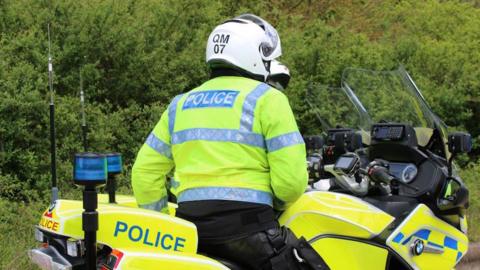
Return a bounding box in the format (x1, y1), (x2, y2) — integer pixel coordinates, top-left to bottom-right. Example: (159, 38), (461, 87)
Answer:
(106, 153), (122, 174)
(73, 153), (107, 186)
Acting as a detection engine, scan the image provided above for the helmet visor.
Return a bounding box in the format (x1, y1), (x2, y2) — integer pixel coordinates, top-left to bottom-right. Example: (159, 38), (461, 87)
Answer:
(235, 14), (281, 59)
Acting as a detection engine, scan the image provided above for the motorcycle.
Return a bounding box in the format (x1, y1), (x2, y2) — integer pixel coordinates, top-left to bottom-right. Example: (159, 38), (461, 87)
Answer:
(29, 67), (471, 270)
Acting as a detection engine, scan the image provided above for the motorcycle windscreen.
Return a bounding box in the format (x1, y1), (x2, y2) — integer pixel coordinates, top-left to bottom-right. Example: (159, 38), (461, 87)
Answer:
(341, 67), (450, 158)
(305, 84), (371, 142)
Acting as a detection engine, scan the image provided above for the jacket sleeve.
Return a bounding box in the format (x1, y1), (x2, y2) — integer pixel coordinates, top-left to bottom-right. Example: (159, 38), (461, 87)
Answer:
(260, 90), (308, 210)
(132, 109), (174, 213)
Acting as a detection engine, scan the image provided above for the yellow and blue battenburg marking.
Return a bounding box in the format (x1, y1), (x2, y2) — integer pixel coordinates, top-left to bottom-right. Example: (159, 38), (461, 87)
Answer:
(182, 90), (239, 110)
(392, 229), (463, 263)
(386, 205), (468, 270)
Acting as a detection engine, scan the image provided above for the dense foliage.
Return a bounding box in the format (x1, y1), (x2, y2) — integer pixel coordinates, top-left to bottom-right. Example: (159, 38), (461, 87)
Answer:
(0, 0), (479, 238)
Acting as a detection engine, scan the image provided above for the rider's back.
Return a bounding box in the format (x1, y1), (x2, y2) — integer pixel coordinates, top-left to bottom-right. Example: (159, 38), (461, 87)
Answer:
(170, 75), (305, 204)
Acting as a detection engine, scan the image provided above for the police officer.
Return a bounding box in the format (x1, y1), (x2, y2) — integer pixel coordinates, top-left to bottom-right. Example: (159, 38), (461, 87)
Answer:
(267, 60), (290, 91)
(132, 14), (310, 269)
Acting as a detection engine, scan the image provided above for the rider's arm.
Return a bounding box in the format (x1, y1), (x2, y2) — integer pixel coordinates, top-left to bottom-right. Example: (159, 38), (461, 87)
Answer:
(132, 110), (174, 213)
(260, 89), (308, 210)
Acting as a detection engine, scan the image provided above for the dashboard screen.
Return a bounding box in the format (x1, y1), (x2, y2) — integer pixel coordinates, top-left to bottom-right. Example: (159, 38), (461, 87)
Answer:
(335, 156), (355, 170)
(373, 126), (404, 140)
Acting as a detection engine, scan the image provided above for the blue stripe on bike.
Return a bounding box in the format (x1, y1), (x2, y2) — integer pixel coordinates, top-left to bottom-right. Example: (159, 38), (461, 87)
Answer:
(392, 233), (404, 243)
(456, 251), (463, 262)
(402, 229), (431, 245)
(444, 236), (458, 250)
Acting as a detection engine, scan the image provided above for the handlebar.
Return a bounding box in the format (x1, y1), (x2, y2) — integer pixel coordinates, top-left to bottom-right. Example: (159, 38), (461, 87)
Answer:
(367, 165), (395, 185)
(366, 160), (419, 192)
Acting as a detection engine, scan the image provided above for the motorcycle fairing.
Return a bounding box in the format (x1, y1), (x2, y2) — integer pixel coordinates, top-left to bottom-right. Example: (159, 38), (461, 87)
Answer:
(386, 204), (468, 270)
(38, 200), (198, 254)
(108, 248), (228, 270)
(97, 194), (137, 208)
(309, 237), (389, 270)
(97, 194), (178, 215)
(279, 191), (395, 240)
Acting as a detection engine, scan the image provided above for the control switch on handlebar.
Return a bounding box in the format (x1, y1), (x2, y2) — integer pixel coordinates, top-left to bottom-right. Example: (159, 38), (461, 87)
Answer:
(368, 164), (394, 185)
(307, 154), (323, 183)
(366, 160), (420, 194)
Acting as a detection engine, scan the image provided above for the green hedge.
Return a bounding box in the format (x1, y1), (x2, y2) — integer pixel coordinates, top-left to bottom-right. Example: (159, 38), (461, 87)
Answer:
(460, 162), (480, 241)
(0, 0), (478, 233)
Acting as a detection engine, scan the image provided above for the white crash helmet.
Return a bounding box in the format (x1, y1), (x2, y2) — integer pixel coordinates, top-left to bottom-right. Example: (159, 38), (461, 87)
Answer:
(267, 60), (290, 90)
(206, 14), (282, 80)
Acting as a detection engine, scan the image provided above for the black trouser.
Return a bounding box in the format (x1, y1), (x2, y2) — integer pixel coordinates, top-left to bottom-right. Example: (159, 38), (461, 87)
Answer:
(199, 226), (308, 270)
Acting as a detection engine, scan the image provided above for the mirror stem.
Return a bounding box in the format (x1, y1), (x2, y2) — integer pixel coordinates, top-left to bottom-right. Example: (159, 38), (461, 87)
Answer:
(448, 153), (456, 177)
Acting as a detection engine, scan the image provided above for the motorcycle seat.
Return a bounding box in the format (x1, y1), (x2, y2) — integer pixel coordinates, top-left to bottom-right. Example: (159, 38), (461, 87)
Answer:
(364, 195), (418, 220)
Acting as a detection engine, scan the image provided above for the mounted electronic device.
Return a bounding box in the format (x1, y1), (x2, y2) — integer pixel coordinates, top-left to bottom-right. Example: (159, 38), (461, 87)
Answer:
(323, 128), (363, 165)
(333, 152), (360, 176)
(323, 152), (369, 196)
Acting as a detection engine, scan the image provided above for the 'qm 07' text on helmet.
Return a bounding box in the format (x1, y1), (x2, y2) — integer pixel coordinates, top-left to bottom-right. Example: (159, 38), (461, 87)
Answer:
(206, 14), (282, 80)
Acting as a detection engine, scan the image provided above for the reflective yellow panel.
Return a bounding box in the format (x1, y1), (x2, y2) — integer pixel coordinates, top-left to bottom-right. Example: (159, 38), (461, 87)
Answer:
(311, 237), (388, 270)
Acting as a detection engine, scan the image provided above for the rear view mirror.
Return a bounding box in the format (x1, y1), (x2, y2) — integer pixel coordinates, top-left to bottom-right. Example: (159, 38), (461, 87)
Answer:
(334, 132), (362, 152)
(438, 177), (469, 212)
(448, 132), (472, 154)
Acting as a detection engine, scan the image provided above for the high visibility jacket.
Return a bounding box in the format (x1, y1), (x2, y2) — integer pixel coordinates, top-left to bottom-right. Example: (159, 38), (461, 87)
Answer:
(132, 76), (307, 212)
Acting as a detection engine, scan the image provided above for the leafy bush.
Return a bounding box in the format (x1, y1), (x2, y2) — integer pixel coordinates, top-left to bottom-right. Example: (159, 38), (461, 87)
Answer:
(460, 162), (480, 241)
(0, 0), (478, 239)
(0, 199), (45, 269)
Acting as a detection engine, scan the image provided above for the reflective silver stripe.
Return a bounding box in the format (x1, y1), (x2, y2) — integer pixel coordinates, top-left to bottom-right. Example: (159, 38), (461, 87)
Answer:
(171, 128), (266, 148)
(145, 132), (172, 159)
(139, 196), (168, 211)
(266, 131), (304, 152)
(240, 83), (270, 132)
(170, 178), (180, 189)
(168, 94), (184, 135)
(178, 187), (273, 206)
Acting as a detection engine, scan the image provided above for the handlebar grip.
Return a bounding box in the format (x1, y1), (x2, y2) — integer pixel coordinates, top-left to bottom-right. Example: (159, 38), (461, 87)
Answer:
(369, 166), (394, 184)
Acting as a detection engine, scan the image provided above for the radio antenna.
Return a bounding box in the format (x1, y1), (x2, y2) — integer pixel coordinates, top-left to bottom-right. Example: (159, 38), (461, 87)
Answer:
(47, 24), (58, 203)
(80, 69), (88, 151)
